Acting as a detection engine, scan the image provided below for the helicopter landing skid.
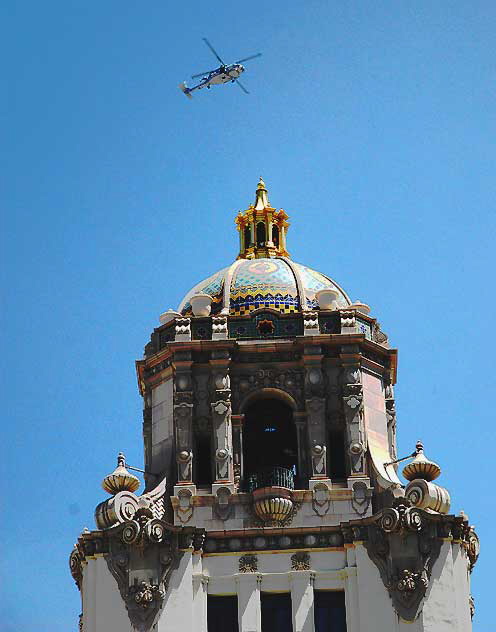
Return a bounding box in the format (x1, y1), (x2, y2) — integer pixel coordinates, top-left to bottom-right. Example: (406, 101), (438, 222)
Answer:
(179, 83), (193, 99)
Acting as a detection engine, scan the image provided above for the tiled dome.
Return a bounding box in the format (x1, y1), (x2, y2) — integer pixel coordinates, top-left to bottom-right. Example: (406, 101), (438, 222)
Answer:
(178, 257), (350, 316)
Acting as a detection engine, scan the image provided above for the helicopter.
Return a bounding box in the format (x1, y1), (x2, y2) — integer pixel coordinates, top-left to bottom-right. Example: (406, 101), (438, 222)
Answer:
(179, 38), (261, 98)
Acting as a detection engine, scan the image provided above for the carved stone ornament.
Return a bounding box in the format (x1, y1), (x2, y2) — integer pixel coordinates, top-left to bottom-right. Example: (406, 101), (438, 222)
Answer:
(469, 594), (475, 620)
(340, 310), (356, 328)
(239, 554), (258, 573)
(71, 504), (205, 632)
(212, 315), (228, 339)
(231, 369), (304, 409)
(303, 311), (319, 334)
(351, 481), (371, 517)
(291, 552), (311, 571)
(359, 499), (442, 621)
(175, 317), (191, 340)
(312, 482), (331, 517)
(213, 486), (233, 521)
(343, 394), (362, 409)
(175, 488), (194, 524)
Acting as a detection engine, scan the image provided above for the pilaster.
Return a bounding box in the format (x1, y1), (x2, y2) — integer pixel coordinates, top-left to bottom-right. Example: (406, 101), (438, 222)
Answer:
(236, 573), (262, 632)
(210, 348), (234, 488)
(290, 570), (315, 632)
(173, 350), (194, 486)
(340, 349), (366, 479)
(304, 345), (329, 483)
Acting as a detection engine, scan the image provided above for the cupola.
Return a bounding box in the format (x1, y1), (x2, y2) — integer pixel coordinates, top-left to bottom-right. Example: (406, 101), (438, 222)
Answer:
(235, 177), (290, 259)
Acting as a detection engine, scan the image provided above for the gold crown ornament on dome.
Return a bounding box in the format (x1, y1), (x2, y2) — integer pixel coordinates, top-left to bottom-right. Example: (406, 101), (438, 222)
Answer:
(402, 441), (441, 482)
(102, 452), (140, 495)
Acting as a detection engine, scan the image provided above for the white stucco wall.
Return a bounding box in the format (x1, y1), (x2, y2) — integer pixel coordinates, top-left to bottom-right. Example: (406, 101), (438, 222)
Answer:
(82, 556), (131, 632)
(81, 540), (474, 631)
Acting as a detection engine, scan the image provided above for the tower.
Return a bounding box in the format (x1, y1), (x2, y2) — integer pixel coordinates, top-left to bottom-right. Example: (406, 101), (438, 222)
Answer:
(70, 180), (479, 632)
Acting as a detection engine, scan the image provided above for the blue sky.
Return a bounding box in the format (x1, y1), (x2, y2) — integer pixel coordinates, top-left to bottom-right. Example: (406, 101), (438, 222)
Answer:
(2, 1), (495, 630)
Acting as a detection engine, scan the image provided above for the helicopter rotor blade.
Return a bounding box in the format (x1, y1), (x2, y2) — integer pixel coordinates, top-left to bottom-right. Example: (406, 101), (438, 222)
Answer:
(234, 53), (262, 64)
(191, 69), (216, 79)
(202, 38), (226, 65)
(235, 79), (250, 95)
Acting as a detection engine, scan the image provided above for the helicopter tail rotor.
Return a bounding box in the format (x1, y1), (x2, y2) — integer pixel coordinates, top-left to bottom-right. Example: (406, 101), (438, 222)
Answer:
(179, 82), (193, 99)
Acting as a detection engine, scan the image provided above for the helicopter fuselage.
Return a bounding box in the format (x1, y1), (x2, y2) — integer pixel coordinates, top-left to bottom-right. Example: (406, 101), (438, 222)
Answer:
(201, 64), (244, 87)
(180, 39), (261, 98)
(180, 64), (245, 97)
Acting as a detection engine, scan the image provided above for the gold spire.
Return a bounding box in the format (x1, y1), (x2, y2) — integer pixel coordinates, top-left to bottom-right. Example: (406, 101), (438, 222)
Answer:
(102, 452), (140, 495)
(402, 441), (441, 482)
(235, 178), (290, 260)
(254, 177), (269, 210)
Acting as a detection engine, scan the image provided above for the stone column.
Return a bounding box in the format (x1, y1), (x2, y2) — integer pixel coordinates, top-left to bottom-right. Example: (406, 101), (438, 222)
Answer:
(304, 346), (330, 485)
(340, 350), (367, 479)
(239, 223), (245, 256)
(173, 351), (194, 489)
(290, 571), (315, 632)
(231, 413), (245, 489)
(343, 544), (360, 632)
(385, 381), (397, 461)
(236, 574), (262, 632)
(210, 349), (234, 492)
(192, 574), (208, 632)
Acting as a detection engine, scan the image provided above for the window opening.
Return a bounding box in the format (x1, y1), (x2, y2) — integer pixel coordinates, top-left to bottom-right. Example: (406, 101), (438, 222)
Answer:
(256, 222), (266, 246)
(314, 591), (347, 632)
(272, 224), (279, 247)
(261, 593), (293, 632)
(244, 225), (251, 248)
(196, 433), (212, 486)
(329, 428), (346, 480)
(207, 595), (239, 632)
(243, 398), (298, 487)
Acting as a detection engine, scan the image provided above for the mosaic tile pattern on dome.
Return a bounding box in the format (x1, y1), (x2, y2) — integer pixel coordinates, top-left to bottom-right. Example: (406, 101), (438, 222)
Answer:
(293, 262), (349, 310)
(230, 259), (300, 315)
(180, 266), (228, 315)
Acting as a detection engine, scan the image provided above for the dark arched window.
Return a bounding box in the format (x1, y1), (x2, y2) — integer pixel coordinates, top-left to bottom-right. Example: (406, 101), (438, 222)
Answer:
(272, 224), (279, 247)
(244, 225), (251, 248)
(256, 222), (266, 247)
(243, 398), (298, 487)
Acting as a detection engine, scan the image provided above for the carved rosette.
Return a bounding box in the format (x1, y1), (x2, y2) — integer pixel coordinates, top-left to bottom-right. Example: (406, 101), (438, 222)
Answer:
(291, 552), (311, 570)
(239, 554), (258, 572)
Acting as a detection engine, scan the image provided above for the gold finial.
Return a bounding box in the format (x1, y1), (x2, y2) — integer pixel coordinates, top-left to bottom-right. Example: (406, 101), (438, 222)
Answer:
(102, 452), (140, 495)
(402, 441), (441, 482)
(254, 177), (269, 210)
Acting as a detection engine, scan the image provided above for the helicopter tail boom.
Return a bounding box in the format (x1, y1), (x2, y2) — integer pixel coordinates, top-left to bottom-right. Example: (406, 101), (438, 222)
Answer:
(179, 82), (193, 99)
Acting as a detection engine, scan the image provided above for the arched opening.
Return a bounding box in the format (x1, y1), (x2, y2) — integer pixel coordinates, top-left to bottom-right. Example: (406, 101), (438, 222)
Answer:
(256, 222), (266, 247)
(242, 398), (298, 487)
(272, 224), (279, 247)
(244, 225), (251, 248)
